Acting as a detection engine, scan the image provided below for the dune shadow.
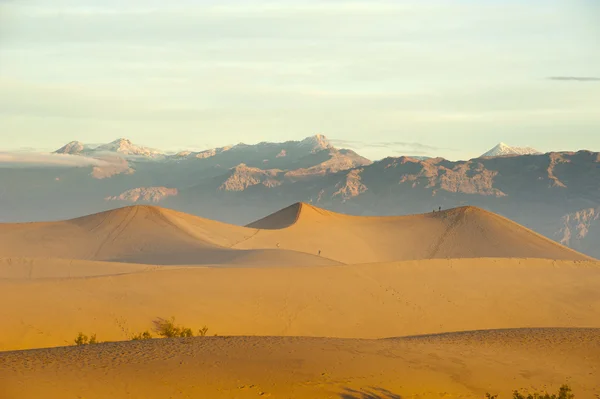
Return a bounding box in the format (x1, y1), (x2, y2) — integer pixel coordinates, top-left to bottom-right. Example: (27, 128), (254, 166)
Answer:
(339, 387), (402, 399)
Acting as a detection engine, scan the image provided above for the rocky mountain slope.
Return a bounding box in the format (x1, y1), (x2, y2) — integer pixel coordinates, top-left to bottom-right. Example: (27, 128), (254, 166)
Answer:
(105, 187), (179, 203)
(1, 136), (598, 258)
(555, 207), (600, 256)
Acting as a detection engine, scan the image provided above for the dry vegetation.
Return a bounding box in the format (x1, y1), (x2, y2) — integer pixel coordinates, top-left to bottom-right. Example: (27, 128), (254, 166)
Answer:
(74, 332), (98, 346)
(75, 317), (211, 345)
(487, 385), (576, 399)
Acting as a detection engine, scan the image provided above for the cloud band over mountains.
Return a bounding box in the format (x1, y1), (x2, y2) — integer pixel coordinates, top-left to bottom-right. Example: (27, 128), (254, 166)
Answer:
(330, 139), (454, 155)
(548, 77), (600, 82)
(0, 152), (111, 168)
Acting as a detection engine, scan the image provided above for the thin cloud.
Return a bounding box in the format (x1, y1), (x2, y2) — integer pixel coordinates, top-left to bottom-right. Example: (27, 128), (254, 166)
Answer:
(0, 152), (110, 168)
(548, 77), (600, 82)
(330, 139), (451, 152)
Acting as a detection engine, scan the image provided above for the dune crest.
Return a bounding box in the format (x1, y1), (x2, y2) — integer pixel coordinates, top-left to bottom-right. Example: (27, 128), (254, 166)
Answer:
(246, 202), (337, 229)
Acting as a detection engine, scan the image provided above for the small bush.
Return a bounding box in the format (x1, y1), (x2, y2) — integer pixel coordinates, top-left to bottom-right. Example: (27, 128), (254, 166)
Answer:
(74, 332), (99, 346)
(153, 317), (197, 338)
(198, 326), (209, 337)
(74, 332), (88, 346)
(132, 331), (153, 340)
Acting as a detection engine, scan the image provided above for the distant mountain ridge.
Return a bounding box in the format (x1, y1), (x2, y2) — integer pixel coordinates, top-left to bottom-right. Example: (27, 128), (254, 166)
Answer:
(51, 135), (372, 182)
(53, 137), (546, 162)
(54, 138), (163, 158)
(54, 134), (337, 161)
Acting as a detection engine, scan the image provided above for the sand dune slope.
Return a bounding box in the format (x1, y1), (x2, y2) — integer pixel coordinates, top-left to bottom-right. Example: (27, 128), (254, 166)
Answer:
(1, 329), (599, 399)
(1, 258), (599, 351)
(0, 206), (338, 266)
(242, 203), (592, 262)
(0, 257), (153, 279)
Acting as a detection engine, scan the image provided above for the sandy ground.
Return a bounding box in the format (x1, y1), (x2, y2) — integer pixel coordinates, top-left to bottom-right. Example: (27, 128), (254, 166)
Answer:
(1, 258), (599, 351)
(0, 257), (153, 279)
(1, 329), (599, 399)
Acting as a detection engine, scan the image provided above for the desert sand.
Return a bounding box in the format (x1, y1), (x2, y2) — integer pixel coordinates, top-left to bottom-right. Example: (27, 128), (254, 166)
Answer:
(1, 259), (600, 352)
(0, 204), (598, 398)
(1, 329), (599, 399)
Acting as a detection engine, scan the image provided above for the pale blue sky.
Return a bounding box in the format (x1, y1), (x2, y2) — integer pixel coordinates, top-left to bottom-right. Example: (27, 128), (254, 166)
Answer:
(1, 0), (599, 160)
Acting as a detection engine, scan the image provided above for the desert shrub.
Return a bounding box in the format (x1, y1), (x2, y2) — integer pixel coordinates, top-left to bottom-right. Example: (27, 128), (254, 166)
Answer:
(180, 327), (194, 338)
(153, 317), (197, 338)
(153, 317), (180, 338)
(74, 332), (88, 346)
(131, 331), (153, 340)
(487, 385), (574, 399)
(74, 332), (99, 345)
(74, 318), (210, 344)
(513, 384), (574, 399)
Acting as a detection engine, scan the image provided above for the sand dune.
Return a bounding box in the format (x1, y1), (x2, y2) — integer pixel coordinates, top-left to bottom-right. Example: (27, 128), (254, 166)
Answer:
(242, 203), (592, 262)
(1, 329), (599, 399)
(1, 258), (599, 351)
(0, 206), (339, 266)
(0, 204), (591, 266)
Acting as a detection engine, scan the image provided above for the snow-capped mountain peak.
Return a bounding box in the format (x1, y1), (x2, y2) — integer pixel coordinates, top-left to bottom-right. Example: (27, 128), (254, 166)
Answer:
(299, 134), (333, 153)
(94, 138), (163, 157)
(480, 142), (541, 158)
(53, 138), (164, 158)
(54, 141), (86, 155)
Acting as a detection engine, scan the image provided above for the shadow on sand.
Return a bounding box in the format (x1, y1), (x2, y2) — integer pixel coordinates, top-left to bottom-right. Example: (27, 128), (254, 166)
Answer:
(339, 387), (402, 399)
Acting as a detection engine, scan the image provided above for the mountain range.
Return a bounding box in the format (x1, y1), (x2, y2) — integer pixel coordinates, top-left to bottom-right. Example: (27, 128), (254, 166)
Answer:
(1, 135), (598, 259)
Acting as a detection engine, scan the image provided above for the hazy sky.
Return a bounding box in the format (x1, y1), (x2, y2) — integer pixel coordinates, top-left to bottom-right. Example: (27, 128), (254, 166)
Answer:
(1, 0), (599, 160)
